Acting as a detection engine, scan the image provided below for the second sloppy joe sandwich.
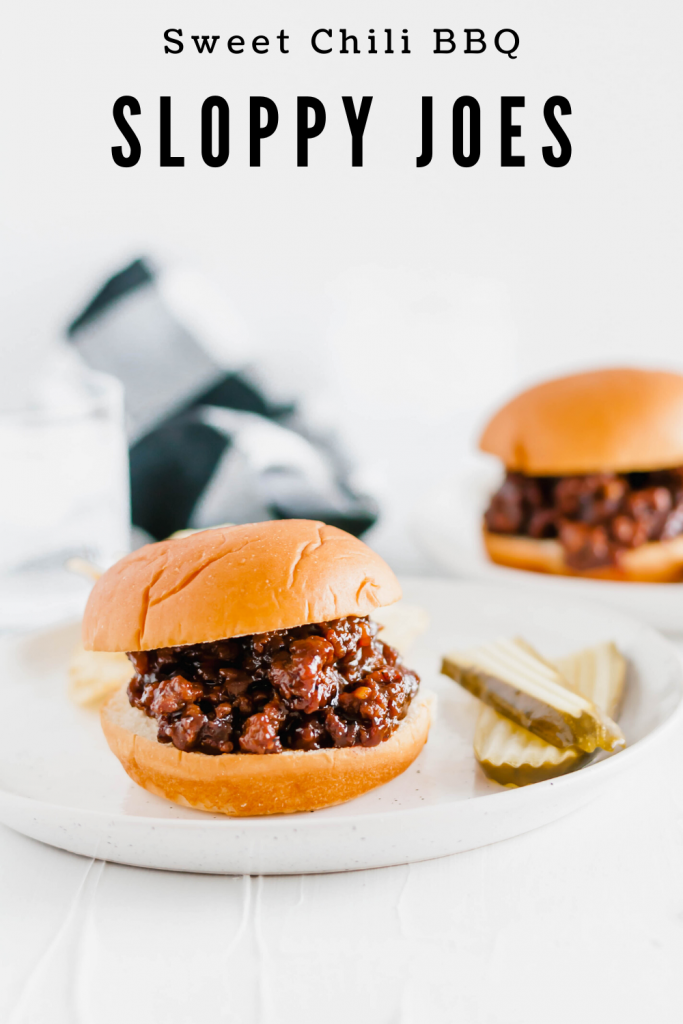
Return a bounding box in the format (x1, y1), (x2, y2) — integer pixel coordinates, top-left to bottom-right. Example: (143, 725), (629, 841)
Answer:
(83, 519), (431, 816)
(479, 367), (683, 581)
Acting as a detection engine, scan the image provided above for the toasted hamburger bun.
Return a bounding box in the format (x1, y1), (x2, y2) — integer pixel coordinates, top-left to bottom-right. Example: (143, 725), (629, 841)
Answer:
(86, 520), (429, 815)
(483, 528), (683, 583)
(82, 519), (402, 653)
(101, 685), (432, 816)
(480, 367), (683, 475)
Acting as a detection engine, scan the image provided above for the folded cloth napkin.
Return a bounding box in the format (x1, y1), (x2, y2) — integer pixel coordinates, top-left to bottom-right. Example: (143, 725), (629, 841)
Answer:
(68, 259), (377, 540)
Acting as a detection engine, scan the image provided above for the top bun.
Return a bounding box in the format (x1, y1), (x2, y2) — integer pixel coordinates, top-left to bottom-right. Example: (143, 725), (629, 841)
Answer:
(479, 368), (683, 475)
(83, 520), (401, 653)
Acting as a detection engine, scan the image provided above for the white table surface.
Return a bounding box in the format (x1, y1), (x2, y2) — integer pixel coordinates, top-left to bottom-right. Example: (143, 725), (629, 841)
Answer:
(2, 648), (682, 1024)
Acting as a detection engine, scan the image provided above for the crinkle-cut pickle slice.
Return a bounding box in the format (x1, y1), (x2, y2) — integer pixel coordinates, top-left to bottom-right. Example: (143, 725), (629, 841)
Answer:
(474, 642), (626, 787)
(555, 642), (626, 720)
(475, 705), (583, 786)
(441, 637), (625, 754)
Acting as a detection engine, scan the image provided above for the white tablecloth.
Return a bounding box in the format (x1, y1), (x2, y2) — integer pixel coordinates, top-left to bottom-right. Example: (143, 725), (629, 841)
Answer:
(2, 679), (682, 1024)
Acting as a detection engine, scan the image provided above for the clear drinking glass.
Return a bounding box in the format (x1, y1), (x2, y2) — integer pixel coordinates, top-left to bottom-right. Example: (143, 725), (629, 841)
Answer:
(0, 353), (130, 632)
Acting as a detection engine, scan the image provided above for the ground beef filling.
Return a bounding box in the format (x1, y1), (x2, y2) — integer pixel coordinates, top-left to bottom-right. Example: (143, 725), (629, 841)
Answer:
(126, 616), (420, 756)
(484, 467), (683, 570)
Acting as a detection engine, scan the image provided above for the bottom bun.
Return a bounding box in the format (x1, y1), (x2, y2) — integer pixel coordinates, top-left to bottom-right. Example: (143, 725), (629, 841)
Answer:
(483, 528), (683, 583)
(101, 687), (433, 817)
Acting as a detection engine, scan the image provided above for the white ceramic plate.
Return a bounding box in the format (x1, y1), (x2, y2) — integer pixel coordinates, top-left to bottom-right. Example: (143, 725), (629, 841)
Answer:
(414, 460), (683, 634)
(0, 579), (680, 875)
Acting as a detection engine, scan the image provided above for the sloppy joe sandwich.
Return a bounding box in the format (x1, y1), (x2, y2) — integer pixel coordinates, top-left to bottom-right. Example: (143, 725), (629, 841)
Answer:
(83, 520), (431, 816)
(480, 368), (683, 581)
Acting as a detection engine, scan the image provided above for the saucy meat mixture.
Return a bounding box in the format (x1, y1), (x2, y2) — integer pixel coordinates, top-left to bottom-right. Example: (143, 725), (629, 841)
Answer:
(127, 616), (419, 756)
(485, 467), (683, 570)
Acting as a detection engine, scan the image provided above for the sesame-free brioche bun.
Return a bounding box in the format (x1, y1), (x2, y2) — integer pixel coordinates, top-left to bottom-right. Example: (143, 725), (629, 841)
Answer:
(83, 520), (402, 653)
(483, 528), (683, 583)
(101, 685), (432, 816)
(480, 368), (683, 475)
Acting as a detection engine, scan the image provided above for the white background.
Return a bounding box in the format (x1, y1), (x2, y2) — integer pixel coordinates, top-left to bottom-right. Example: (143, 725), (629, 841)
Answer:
(2, 4), (683, 1021)
(3, 0), (683, 546)
(2, 736), (682, 1023)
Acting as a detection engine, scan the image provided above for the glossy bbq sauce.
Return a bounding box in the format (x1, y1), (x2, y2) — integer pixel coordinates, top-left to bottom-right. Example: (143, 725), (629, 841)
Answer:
(127, 616), (420, 756)
(484, 468), (683, 569)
